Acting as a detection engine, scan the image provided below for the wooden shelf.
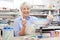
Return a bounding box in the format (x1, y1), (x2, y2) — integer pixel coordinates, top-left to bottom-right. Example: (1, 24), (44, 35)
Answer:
(43, 26), (60, 29)
(31, 8), (57, 11)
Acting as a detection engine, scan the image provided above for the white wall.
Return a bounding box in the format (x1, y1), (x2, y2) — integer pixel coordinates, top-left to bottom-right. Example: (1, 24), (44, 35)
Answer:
(0, 0), (60, 9)
(0, 1), (14, 9)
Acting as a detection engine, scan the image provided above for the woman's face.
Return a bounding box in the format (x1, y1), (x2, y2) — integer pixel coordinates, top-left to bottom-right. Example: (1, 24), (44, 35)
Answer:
(21, 5), (30, 17)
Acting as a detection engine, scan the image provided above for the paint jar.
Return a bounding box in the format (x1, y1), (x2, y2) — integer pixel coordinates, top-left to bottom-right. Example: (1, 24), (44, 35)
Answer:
(3, 26), (13, 40)
(50, 30), (55, 37)
(55, 30), (60, 37)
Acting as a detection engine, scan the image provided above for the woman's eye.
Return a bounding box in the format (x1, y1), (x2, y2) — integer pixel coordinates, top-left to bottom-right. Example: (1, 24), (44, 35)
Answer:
(27, 8), (29, 10)
(23, 8), (26, 10)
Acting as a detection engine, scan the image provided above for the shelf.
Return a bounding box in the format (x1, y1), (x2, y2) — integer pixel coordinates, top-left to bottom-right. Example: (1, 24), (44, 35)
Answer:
(43, 26), (60, 29)
(30, 14), (47, 16)
(0, 12), (18, 15)
(31, 8), (58, 11)
(0, 24), (8, 29)
(0, 8), (19, 12)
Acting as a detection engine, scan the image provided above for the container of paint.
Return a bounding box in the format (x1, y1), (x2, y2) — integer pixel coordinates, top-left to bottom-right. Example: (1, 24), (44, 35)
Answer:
(2, 26), (13, 40)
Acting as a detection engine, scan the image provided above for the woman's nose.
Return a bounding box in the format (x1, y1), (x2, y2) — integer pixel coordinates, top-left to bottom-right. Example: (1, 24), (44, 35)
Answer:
(25, 9), (28, 12)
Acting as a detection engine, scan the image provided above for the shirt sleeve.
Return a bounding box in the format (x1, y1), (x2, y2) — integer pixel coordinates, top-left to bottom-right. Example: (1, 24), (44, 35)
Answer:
(13, 20), (21, 36)
(31, 16), (52, 27)
(42, 18), (52, 27)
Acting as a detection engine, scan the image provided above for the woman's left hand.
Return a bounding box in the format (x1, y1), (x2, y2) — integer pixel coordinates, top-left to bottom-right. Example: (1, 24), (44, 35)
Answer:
(47, 14), (53, 20)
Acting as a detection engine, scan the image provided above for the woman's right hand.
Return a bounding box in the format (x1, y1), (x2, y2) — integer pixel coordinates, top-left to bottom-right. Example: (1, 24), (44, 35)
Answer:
(19, 19), (26, 36)
(22, 19), (26, 26)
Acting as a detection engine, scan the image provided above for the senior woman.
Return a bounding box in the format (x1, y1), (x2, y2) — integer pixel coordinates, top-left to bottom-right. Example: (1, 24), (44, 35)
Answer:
(14, 2), (53, 36)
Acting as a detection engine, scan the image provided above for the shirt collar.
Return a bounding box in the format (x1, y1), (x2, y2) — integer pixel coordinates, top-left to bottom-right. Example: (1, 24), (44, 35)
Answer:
(20, 16), (30, 20)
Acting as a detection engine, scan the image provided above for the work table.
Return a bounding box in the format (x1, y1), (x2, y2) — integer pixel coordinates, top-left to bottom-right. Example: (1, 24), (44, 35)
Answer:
(0, 26), (60, 40)
(0, 36), (60, 40)
(14, 37), (60, 40)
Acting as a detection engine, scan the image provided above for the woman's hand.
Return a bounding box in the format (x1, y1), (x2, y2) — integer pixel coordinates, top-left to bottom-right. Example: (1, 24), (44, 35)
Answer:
(19, 19), (26, 36)
(46, 14), (54, 26)
(47, 14), (53, 20)
(22, 19), (26, 26)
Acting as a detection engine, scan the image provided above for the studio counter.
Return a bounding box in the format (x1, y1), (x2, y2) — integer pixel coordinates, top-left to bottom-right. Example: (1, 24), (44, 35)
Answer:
(0, 26), (60, 40)
(0, 36), (60, 40)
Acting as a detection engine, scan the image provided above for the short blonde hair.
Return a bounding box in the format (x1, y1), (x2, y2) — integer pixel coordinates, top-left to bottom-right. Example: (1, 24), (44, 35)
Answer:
(20, 2), (31, 10)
